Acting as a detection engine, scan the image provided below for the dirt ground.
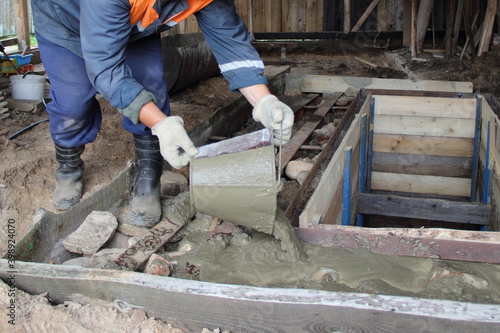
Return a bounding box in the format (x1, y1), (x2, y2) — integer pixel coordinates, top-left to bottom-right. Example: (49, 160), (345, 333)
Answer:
(1, 42), (499, 332)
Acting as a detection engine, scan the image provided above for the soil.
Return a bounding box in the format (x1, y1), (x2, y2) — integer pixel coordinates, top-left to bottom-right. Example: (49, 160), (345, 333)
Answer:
(1, 43), (499, 332)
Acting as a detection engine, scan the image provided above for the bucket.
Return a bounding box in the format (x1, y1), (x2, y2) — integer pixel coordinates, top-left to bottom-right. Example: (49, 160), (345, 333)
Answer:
(190, 129), (279, 234)
(10, 73), (46, 101)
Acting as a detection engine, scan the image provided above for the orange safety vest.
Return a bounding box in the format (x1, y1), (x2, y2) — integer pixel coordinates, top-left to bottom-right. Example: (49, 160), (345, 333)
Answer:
(130, 0), (214, 31)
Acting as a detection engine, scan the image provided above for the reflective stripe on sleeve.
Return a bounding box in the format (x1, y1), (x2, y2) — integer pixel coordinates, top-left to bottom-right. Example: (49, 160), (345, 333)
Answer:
(219, 60), (265, 73)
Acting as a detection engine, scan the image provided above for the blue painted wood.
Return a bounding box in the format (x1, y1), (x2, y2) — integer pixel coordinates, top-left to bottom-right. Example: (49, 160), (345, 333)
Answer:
(357, 114), (368, 227)
(342, 147), (353, 226)
(367, 98), (375, 193)
(470, 96), (482, 201)
(481, 120), (492, 231)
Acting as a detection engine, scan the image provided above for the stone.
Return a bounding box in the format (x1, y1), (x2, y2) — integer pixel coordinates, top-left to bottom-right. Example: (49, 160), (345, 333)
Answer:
(345, 86), (360, 98)
(61, 256), (91, 267)
(144, 254), (173, 276)
(89, 248), (123, 269)
(63, 211), (118, 255)
(296, 170), (309, 185)
(313, 122), (336, 141)
(161, 171), (189, 196)
(130, 309), (147, 324)
(335, 95), (353, 106)
(285, 160), (314, 180)
(161, 170), (188, 185)
(106, 232), (132, 249)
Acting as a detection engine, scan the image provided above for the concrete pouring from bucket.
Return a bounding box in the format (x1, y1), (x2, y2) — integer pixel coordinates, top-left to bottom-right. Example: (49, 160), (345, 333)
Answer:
(10, 72), (46, 101)
(190, 129), (280, 235)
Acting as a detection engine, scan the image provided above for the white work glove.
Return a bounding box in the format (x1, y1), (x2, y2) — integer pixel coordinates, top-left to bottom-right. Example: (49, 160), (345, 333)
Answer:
(151, 116), (198, 169)
(252, 94), (294, 146)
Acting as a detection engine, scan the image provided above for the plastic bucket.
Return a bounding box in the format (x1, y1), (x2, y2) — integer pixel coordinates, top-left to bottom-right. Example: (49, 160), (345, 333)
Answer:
(190, 129), (279, 234)
(10, 74), (46, 101)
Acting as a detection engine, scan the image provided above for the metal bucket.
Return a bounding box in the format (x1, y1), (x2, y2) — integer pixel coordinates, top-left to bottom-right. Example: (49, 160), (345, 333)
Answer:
(190, 129), (279, 234)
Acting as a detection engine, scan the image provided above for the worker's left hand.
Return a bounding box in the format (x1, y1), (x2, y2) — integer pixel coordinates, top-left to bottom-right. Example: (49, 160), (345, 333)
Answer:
(252, 94), (294, 146)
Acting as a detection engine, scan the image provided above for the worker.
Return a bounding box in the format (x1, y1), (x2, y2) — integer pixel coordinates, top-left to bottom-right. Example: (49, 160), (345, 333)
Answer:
(31, 0), (294, 227)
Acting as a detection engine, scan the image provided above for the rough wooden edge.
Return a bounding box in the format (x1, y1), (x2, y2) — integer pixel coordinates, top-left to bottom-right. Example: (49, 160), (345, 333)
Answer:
(1, 260), (499, 332)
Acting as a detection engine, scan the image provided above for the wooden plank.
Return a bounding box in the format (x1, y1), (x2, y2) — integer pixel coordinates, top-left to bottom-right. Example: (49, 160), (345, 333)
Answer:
(286, 0), (300, 32)
(322, 181), (344, 225)
(478, 0), (498, 56)
(377, 0), (389, 31)
(285, 73), (474, 94)
(14, 0), (30, 51)
(374, 115), (476, 138)
(296, 225), (500, 264)
(373, 95), (477, 119)
(371, 172), (471, 197)
(372, 152), (473, 177)
(287, 92), (361, 225)
(416, 0), (435, 52)
(373, 134), (474, 157)
(277, 93), (342, 169)
(411, 0), (418, 57)
(2, 261), (500, 332)
(306, 0), (317, 32)
(271, 1), (282, 32)
(316, 0), (324, 31)
(253, 0), (265, 32)
(403, 0), (412, 47)
(357, 193), (491, 224)
(300, 104), (368, 227)
(111, 218), (186, 270)
(352, 0), (381, 32)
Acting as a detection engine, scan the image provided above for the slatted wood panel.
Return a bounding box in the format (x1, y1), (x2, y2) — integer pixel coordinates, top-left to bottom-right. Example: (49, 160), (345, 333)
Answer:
(300, 98), (370, 227)
(371, 95), (478, 198)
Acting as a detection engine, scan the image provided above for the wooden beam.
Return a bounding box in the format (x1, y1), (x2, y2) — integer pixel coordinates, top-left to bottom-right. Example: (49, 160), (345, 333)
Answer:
(296, 224), (500, 264)
(13, 0), (30, 51)
(352, 0), (381, 32)
(403, 0), (412, 47)
(344, 0), (351, 33)
(2, 261), (500, 332)
(478, 0), (498, 56)
(416, 0), (435, 52)
(411, 0), (418, 57)
(372, 152), (472, 177)
(371, 172), (471, 197)
(357, 193), (491, 224)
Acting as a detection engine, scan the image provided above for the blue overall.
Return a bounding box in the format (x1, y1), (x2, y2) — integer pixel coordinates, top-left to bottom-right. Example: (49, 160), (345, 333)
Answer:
(37, 33), (168, 148)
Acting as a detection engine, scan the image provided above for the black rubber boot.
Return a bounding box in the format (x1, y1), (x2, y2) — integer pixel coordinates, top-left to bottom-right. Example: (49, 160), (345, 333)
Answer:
(53, 144), (85, 210)
(126, 134), (163, 227)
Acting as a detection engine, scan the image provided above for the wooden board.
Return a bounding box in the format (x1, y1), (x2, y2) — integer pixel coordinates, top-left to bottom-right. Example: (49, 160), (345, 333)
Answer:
(296, 225), (500, 263)
(286, 73), (474, 94)
(371, 172), (471, 197)
(373, 134), (474, 157)
(374, 115), (476, 138)
(357, 193), (491, 224)
(372, 152), (473, 177)
(2, 261), (500, 332)
(373, 95), (477, 119)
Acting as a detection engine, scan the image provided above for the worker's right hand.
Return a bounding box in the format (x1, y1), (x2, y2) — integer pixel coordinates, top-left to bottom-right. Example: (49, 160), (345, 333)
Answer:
(151, 116), (198, 169)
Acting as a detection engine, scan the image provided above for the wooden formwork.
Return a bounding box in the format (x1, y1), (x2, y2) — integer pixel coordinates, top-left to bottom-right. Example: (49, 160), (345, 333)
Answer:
(2, 70), (500, 332)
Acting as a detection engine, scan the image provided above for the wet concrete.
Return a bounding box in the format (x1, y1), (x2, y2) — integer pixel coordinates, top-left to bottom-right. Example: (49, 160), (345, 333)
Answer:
(166, 212), (500, 305)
